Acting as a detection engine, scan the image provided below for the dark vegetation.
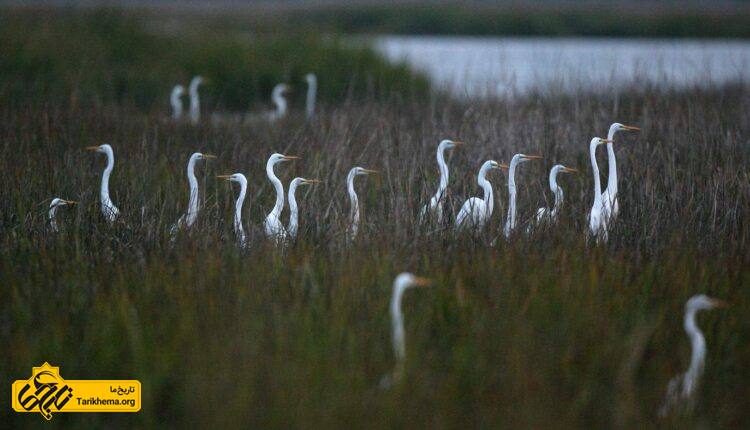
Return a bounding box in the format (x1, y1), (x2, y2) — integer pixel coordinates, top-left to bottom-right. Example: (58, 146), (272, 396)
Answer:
(2, 6), (750, 429)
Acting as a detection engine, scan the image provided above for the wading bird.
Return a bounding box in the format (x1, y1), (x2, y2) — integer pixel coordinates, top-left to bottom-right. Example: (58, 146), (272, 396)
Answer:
(601, 123), (640, 221)
(266, 83), (291, 122)
(217, 173), (248, 248)
(287, 177), (321, 240)
(419, 139), (464, 224)
(188, 75), (205, 124)
(346, 166), (377, 242)
(305, 74), (317, 120)
(527, 164), (577, 233)
(170, 152), (215, 237)
(380, 272), (431, 389)
(660, 294), (726, 416)
(264, 153), (299, 242)
(588, 137), (613, 241)
(503, 154), (542, 238)
(455, 160), (506, 231)
(48, 198), (76, 233)
(85, 144), (120, 223)
(170, 85), (186, 120)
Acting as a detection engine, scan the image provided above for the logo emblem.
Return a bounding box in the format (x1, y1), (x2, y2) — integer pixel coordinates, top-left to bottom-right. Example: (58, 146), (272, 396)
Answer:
(12, 362), (140, 420)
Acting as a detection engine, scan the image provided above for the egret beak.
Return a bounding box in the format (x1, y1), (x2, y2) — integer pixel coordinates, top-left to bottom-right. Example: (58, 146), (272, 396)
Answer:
(63, 200), (78, 205)
(498, 164), (510, 170)
(362, 169), (378, 174)
(304, 179), (323, 184)
(602, 139), (614, 144)
(711, 298), (729, 308)
(216, 175), (232, 180)
(622, 125), (641, 131)
(522, 155), (543, 160)
(562, 167), (578, 174)
(283, 155), (300, 161)
(84, 146), (100, 151)
(413, 277), (432, 287)
(452, 141), (465, 145)
(202, 154), (216, 159)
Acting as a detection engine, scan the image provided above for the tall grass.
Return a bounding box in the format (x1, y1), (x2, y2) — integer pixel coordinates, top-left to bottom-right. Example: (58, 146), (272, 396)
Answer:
(1, 81), (749, 427)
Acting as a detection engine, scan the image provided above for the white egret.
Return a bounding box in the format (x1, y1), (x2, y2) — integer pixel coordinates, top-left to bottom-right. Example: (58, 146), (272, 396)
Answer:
(527, 164), (576, 233)
(660, 294), (726, 416)
(266, 83), (291, 122)
(455, 160), (506, 231)
(503, 154), (542, 238)
(588, 137), (613, 241)
(287, 177), (322, 240)
(601, 123), (640, 221)
(85, 144), (120, 223)
(346, 166), (378, 242)
(264, 153), (299, 242)
(170, 85), (186, 120)
(305, 73), (317, 120)
(380, 272), (431, 388)
(188, 75), (205, 124)
(419, 139), (464, 224)
(48, 198), (76, 233)
(170, 152), (215, 237)
(217, 173), (249, 248)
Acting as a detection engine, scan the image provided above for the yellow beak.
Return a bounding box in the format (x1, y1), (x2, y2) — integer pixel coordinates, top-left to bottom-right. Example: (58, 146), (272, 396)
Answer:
(304, 179), (323, 184)
(202, 154), (216, 159)
(362, 169), (378, 174)
(522, 155), (543, 160)
(414, 277), (432, 287)
(562, 167), (578, 174)
(216, 175), (232, 180)
(499, 164), (510, 170)
(63, 200), (78, 205)
(283, 155), (300, 161)
(452, 141), (465, 145)
(84, 146), (100, 151)
(622, 125), (641, 131)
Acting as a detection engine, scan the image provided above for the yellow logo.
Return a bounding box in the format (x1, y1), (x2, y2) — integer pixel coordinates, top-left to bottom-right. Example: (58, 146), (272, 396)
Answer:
(12, 362), (141, 420)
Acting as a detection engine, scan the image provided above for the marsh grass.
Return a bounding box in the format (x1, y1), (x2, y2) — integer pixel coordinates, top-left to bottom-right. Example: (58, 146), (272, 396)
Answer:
(1, 80), (749, 428)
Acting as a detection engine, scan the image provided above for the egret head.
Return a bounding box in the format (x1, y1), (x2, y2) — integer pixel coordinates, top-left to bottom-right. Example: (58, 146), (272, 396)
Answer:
(439, 139), (465, 150)
(296, 178), (322, 187)
(352, 167), (378, 176)
(305, 73), (316, 84)
(591, 137), (613, 149)
(85, 143), (113, 155)
(686, 294), (727, 313)
(50, 198), (76, 208)
(394, 273), (432, 291)
(193, 152), (216, 161)
(513, 153), (543, 165)
(268, 153), (299, 166)
(552, 164), (578, 176)
(217, 173), (246, 184)
(190, 76), (205, 88)
(273, 84), (292, 97)
(172, 85), (186, 96)
(610, 122), (640, 134)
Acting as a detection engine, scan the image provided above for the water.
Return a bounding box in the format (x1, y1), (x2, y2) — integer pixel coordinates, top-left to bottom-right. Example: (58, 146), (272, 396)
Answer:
(375, 36), (750, 97)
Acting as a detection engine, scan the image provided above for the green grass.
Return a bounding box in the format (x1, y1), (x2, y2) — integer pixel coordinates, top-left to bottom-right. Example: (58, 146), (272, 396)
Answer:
(0, 7), (429, 111)
(1, 84), (749, 427)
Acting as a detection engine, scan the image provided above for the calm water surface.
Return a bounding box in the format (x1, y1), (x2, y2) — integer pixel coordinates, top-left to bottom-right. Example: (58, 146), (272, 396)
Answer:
(375, 36), (750, 97)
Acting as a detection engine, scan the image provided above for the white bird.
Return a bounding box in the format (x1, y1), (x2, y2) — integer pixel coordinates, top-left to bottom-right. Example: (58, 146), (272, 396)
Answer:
(48, 198), (76, 233)
(170, 85), (186, 120)
(503, 153), (542, 238)
(287, 177), (321, 240)
(601, 123), (640, 221)
(170, 152), (215, 237)
(217, 173), (249, 248)
(660, 294), (726, 416)
(264, 153), (299, 242)
(188, 75), (205, 124)
(588, 137), (613, 241)
(265, 83), (291, 122)
(419, 139), (464, 225)
(305, 73), (317, 120)
(527, 164), (577, 233)
(346, 166), (378, 242)
(380, 272), (431, 388)
(85, 144), (120, 223)
(455, 160), (506, 231)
